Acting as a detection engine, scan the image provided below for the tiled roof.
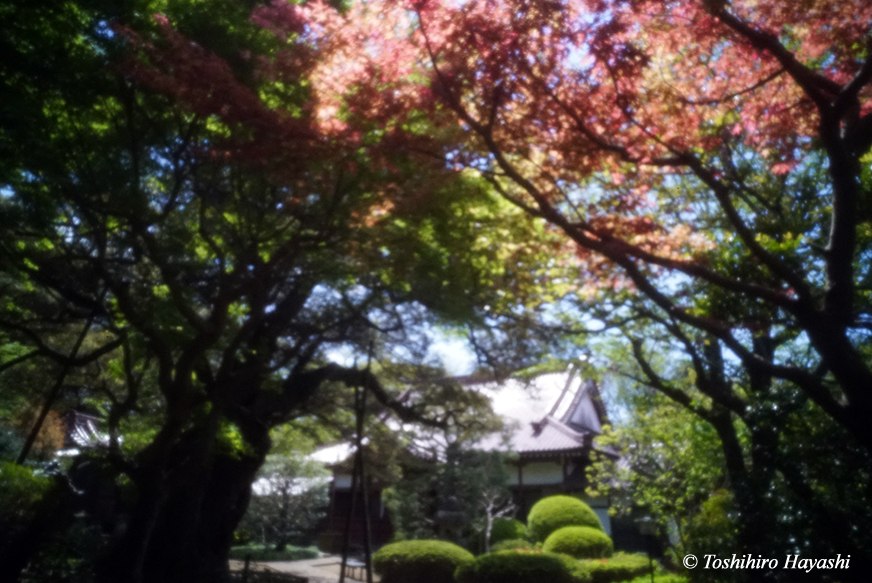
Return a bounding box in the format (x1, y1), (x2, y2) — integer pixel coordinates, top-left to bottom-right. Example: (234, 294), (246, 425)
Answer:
(508, 416), (588, 453)
(62, 410), (106, 448)
(473, 369), (610, 456)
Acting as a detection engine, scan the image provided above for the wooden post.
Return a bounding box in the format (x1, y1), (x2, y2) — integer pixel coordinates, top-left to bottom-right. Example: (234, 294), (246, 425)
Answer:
(341, 348), (375, 583)
(339, 444), (360, 583)
(357, 383), (373, 583)
(517, 461), (524, 517)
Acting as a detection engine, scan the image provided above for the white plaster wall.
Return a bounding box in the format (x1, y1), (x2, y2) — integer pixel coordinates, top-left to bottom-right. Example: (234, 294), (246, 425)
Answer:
(507, 461), (564, 486)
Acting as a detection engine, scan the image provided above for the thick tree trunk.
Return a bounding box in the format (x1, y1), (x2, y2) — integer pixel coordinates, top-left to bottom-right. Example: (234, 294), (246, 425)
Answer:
(141, 451), (266, 583)
(96, 364), (355, 582)
(98, 421), (270, 583)
(99, 470), (166, 583)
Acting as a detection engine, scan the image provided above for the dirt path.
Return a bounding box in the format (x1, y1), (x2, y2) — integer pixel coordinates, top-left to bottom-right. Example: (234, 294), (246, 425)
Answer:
(230, 556), (380, 583)
(267, 557), (342, 583)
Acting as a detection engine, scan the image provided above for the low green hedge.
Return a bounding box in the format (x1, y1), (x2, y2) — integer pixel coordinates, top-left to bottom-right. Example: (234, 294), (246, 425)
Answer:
(581, 552), (654, 583)
(490, 538), (535, 552)
(543, 526), (613, 559)
(527, 496), (603, 542)
(229, 544), (320, 562)
(490, 518), (527, 544)
(373, 539), (474, 583)
(626, 575), (688, 583)
(456, 550), (591, 583)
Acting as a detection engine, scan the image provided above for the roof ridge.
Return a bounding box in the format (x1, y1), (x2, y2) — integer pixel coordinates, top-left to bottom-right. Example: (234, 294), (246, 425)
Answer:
(559, 378), (591, 425)
(542, 416), (585, 442)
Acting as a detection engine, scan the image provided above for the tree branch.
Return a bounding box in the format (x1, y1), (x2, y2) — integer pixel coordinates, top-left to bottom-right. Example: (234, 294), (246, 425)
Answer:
(716, 11), (841, 110)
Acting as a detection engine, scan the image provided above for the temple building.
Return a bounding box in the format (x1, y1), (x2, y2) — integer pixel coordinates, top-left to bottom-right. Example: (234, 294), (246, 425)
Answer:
(470, 368), (617, 533)
(316, 366), (621, 551)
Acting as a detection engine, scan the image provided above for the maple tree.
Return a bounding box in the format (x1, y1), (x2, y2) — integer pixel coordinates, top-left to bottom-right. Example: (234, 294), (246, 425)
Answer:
(242, 0), (872, 577)
(285, 0), (872, 451)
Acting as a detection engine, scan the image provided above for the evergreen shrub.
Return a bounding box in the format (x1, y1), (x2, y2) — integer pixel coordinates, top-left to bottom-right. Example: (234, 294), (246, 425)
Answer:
(490, 517), (527, 544)
(456, 549), (591, 583)
(527, 495), (603, 541)
(0, 462), (54, 544)
(543, 526), (614, 559)
(490, 538), (534, 552)
(373, 539), (474, 583)
(581, 552), (654, 583)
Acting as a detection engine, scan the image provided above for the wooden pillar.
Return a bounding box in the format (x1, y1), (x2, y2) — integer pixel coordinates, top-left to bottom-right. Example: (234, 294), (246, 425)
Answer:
(517, 461), (524, 517)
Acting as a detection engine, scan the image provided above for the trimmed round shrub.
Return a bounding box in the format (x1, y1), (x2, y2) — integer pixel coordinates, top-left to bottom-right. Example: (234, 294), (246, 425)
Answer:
(373, 539), (474, 583)
(581, 552), (654, 583)
(456, 550), (591, 583)
(543, 526), (613, 559)
(490, 517), (527, 544)
(527, 496), (603, 542)
(490, 538), (534, 552)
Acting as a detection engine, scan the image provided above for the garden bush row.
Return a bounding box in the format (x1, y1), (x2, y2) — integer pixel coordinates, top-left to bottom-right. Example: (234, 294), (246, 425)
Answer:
(372, 496), (673, 583)
(228, 544), (320, 562)
(373, 539), (664, 583)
